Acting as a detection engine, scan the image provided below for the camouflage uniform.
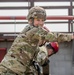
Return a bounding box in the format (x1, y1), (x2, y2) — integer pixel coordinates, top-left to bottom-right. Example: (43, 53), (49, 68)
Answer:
(0, 25), (47, 75)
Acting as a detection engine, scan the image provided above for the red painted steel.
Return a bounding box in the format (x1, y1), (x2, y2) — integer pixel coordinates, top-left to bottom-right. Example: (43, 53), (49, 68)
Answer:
(46, 16), (74, 20)
(0, 48), (7, 62)
(0, 16), (74, 20)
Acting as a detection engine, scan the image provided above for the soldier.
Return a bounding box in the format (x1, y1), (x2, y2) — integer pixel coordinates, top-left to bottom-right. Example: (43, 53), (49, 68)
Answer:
(0, 6), (74, 75)
(37, 42), (59, 75)
(0, 6), (48, 75)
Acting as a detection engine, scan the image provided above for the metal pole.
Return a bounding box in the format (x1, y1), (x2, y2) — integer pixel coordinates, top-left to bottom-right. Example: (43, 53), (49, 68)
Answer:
(0, 16), (74, 20)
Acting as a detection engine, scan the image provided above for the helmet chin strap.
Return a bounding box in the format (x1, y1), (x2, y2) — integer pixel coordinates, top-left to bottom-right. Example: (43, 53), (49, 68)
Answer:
(29, 18), (34, 26)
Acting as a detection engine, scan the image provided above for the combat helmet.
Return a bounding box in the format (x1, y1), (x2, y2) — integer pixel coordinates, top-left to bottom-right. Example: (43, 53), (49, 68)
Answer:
(46, 42), (59, 53)
(27, 6), (46, 21)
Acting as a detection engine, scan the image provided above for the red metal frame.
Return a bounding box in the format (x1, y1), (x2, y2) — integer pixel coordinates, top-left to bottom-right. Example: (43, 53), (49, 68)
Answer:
(0, 48), (7, 62)
(0, 16), (74, 20)
(46, 16), (74, 20)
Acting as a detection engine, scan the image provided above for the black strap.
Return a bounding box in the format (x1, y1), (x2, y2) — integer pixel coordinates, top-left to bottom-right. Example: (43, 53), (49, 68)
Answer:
(42, 59), (49, 67)
(32, 61), (41, 75)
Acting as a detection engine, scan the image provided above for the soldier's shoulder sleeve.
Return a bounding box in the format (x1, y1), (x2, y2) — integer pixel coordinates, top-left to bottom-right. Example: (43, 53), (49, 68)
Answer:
(45, 32), (57, 42)
(57, 33), (73, 43)
(21, 25), (31, 34)
(26, 27), (39, 39)
(45, 32), (73, 43)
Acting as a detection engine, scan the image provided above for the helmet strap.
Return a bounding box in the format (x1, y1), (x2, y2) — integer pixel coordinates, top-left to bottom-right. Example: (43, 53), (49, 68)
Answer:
(29, 18), (34, 25)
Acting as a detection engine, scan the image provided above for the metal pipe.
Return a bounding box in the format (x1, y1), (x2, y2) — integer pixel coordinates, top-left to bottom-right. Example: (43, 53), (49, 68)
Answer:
(0, 16), (26, 20)
(46, 16), (74, 20)
(0, 16), (74, 20)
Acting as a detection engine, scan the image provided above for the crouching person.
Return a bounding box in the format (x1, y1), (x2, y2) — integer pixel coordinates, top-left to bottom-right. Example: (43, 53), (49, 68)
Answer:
(37, 42), (59, 75)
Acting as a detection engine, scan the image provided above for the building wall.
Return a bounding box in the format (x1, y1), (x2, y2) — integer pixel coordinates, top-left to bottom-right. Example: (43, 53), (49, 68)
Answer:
(50, 41), (74, 75)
